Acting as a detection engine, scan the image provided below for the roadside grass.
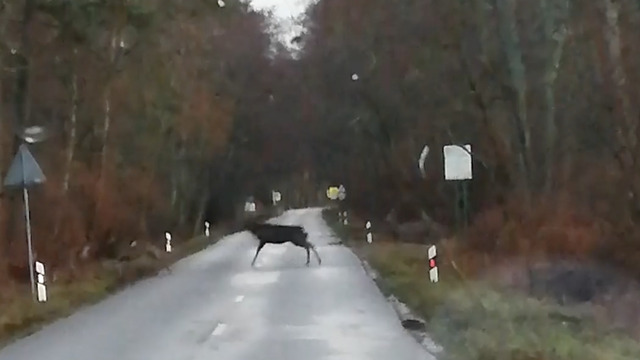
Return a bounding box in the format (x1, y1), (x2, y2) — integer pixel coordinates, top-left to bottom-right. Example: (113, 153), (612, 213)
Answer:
(322, 208), (640, 360)
(0, 227), (229, 347)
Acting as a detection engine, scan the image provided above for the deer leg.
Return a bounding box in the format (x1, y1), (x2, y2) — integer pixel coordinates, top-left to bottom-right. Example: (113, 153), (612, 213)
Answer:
(251, 242), (266, 267)
(305, 246), (311, 266)
(310, 245), (322, 265)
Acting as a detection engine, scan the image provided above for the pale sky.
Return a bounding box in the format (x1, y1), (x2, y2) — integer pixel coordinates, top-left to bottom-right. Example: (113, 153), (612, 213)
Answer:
(248, 0), (315, 49)
(250, 0), (311, 20)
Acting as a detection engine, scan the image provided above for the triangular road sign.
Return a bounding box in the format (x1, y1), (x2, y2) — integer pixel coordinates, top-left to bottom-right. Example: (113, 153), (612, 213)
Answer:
(3, 144), (46, 188)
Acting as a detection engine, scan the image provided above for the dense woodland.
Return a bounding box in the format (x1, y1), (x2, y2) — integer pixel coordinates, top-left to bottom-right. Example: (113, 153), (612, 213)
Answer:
(1, 0), (640, 284)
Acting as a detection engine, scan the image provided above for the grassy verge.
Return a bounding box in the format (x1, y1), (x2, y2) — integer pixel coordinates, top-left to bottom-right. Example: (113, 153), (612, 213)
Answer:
(0, 227), (230, 348)
(322, 209), (640, 360)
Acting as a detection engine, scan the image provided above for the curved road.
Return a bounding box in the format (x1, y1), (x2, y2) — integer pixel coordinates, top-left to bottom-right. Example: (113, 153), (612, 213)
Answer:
(0, 208), (434, 360)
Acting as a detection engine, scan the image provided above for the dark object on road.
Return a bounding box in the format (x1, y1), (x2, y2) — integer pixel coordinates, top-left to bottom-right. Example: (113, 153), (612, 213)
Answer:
(246, 222), (322, 266)
(401, 319), (426, 331)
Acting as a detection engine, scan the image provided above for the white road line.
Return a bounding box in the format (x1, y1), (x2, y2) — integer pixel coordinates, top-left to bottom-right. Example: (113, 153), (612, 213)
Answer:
(211, 323), (227, 337)
(235, 295), (244, 303)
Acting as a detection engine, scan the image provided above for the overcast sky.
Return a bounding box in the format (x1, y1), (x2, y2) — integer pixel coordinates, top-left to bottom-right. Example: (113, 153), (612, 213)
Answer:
(250, 0), (311, 20)
(249, 0), (315, 48)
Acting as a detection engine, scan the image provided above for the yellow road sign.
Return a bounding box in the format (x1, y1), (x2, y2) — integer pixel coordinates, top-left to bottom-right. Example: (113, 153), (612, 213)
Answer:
(326, 186), (339, 200)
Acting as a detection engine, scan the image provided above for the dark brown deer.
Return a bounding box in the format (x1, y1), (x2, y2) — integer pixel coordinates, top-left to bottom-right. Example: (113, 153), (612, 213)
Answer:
(246, 222), (322, 267)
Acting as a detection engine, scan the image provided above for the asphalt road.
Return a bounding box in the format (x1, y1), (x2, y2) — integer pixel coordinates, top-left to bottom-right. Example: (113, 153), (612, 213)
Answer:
(0, 208), (434, 360)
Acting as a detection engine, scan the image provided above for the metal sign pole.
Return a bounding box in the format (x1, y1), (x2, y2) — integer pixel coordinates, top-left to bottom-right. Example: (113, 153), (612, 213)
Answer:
(23, 187), (36, 301)
(462, 180), (470, 228)
(20, 147), (37, 301)
(454, 182), (461, 230)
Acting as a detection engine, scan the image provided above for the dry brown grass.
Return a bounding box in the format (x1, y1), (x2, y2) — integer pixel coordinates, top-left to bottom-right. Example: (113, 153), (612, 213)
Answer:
(323, 208), (640, 360)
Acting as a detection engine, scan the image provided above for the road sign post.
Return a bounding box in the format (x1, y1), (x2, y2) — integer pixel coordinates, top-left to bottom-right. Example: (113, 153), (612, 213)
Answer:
(3, 144), (46, 302)
(165, 232), (172, 253)
(35, 261), (47, 302)
(428, 245), (438, 283)
(443, 144), (472, 229)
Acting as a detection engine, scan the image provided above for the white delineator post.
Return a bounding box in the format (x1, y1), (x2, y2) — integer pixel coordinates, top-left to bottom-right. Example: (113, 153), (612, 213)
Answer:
(165, 232), (172, 253)
(204, 221), (210, 237)
(35, 261), (47, 302)
(365, 221), (372, 243)
(428, 245), (438, 283)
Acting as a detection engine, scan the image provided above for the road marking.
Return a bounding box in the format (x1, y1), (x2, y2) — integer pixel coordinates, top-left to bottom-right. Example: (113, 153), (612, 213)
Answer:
(211, 323), (227, 336)
(235, 295), (244, 303)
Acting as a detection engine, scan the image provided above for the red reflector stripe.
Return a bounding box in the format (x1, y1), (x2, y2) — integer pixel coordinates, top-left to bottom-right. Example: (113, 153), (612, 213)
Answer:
(429, 259), (436, 268)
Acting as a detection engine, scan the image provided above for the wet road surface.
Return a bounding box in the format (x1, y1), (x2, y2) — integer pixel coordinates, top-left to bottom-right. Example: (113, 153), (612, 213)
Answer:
(0, 208), (434, 360)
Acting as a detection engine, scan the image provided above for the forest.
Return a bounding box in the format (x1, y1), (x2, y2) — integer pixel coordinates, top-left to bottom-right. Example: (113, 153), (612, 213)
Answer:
(1, 0), (640, 296)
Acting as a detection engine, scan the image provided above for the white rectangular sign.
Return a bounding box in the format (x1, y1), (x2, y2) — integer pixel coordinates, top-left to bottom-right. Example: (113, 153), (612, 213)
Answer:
(428, 245), (437, 259)
(244, 201), (256, 212)
(443, 144), (472, 180)
(429, 267), (439, 283)
(37, 283), (47, 302)
(35, 261), (45, 275)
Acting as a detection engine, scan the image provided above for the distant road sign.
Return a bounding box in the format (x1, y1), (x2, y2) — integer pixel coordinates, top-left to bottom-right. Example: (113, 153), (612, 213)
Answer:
(327, 186), (339, 200)
(245, 201), (256, 212)
(338, 185), (346, 200)
(272, 191), (282, 204)
(443, 144), (472, 180)
(3, 144), (46, 188)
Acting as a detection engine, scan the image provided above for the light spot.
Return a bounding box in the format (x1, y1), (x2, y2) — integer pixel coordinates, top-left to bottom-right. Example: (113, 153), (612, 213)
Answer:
(211, 323), (227, 336)
(235, 295), (245, 303)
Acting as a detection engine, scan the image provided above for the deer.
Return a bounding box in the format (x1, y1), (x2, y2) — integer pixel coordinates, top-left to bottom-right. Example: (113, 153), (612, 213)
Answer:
(245, 222), (322, 267)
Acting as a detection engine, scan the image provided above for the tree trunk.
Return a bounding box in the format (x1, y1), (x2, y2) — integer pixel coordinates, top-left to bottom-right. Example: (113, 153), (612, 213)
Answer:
(541, 0), (570, 192)
(62, 63), (79, 193)
(495, 0), (532, 198)
(0, 11), (5, 264)
(601, 0), (640, 217)
(98, 33), (117, 185)
(193, 187), (209, 237)
(92, 30), (118, 239)
(52, 58), (79, 243)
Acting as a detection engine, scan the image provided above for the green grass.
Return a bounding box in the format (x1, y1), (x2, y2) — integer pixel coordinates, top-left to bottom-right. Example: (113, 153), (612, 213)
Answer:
(322, 209), (640, 360)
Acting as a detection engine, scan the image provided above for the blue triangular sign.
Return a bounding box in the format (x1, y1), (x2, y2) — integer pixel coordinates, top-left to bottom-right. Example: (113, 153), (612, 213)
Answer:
(3, 144), (46, 188)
